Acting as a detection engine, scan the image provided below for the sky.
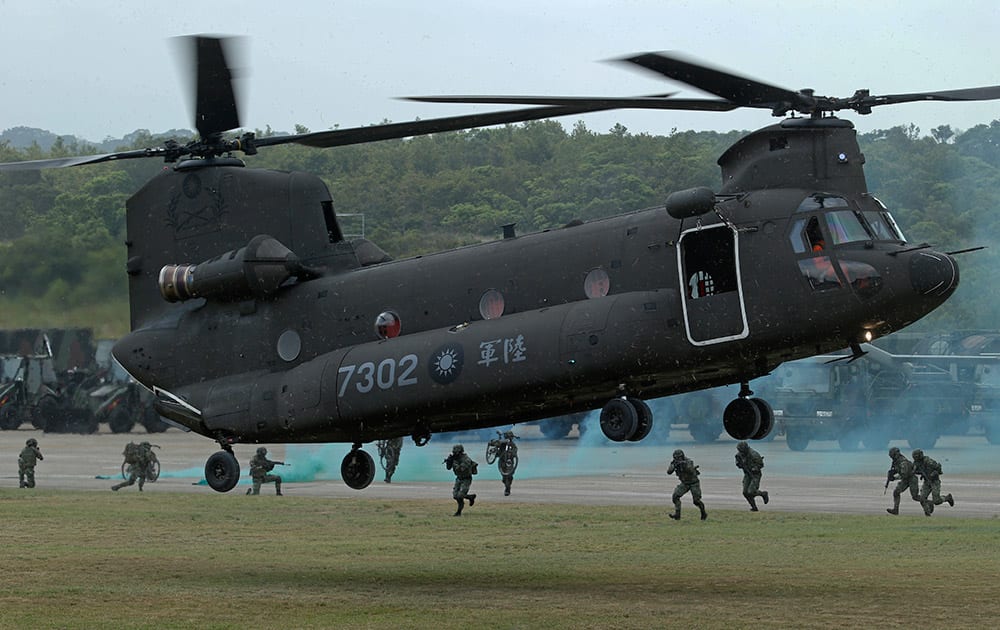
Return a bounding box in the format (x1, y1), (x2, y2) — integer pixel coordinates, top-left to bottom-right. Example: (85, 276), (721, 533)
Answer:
(1, 0), (998, 144)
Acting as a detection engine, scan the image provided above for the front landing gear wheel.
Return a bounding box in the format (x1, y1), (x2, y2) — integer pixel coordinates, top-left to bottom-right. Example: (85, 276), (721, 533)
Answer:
(205, 451), (240, 493)
(342, 448), (376, 490)
(600, 398), (638, 442)
(723, 398), (761, 440)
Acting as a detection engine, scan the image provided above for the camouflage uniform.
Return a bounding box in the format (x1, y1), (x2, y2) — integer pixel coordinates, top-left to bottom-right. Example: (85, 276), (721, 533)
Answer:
(247, 447), (283, 495)
(445, 444), (478, 516)
(734, 441), (769, 511)
(885, 446), (920, 515)
(378, 437), (404, 483)
(912, 449), (954, 516)
(18, 438), (43, 488)
(112, 441), (151, 492)
(667, 449), (707, 520)
(499, 430), (518, 496)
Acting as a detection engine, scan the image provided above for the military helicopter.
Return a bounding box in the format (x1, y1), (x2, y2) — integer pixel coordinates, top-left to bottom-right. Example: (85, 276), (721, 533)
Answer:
(2, 37), (995, 492)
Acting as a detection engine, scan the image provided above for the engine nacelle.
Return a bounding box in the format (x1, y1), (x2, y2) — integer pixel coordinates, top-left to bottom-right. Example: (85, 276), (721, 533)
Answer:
(665, 186), (716, 220)
(159, 235), (301, 303)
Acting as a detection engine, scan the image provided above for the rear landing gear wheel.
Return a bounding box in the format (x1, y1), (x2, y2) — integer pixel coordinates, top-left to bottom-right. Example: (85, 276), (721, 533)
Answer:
(341, 447), (376, 490)
(205, 450), (240, 493)
(723, 398), (761, 440)
(600, 398), (638, 442)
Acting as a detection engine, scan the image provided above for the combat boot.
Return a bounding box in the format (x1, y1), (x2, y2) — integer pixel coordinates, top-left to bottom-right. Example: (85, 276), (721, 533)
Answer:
(668, 510), (681, 520)
(276, 482), (283, 496)
(699, 506), (708, 521)
(946, 493), (954, 507)
(886, 508), (899, 515)
(923, 502), (934, 517)
(761, 491), (769, 505)
(246, 488), (252, 495)
(453, 499), (464, 516)
(467, 494), (476, 506)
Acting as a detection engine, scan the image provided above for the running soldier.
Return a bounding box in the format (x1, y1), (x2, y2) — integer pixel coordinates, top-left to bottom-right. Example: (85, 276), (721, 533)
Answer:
(885, 446), (920, 515)
(444, 444), (478, 516)
(667, 449), (707, 521)
(247, 447), (284, 496)
(377, 437), (403, 483)
(18, 438), (43, 488)
(912, 449), (954, 516)
(112, 441), (152, 492)
(734, 441), (769, 511)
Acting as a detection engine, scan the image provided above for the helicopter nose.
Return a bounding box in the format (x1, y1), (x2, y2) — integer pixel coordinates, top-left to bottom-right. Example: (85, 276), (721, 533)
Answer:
(910, 251), (959, 297)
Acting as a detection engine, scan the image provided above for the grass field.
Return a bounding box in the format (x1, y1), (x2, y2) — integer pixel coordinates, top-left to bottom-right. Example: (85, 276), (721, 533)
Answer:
(1, 489), (998, 629)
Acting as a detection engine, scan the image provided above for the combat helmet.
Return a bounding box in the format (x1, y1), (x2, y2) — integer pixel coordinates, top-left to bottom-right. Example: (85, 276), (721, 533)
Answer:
(736, 441), (749, 451)
(889, 446), (901, 458)
(911, 448), (924, 460)
(257, 447), (268, 456)
(452, 444), (464, 454)
(503, 430), (515, 439)
(672, 449), (685, 459)
(26, 438), (37, 447)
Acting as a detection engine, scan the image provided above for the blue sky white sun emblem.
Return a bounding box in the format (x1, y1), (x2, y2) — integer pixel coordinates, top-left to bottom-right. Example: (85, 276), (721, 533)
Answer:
(429, 343), (464, 384)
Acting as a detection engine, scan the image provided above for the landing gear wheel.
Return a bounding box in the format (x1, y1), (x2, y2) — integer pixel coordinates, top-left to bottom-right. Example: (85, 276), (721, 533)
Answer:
(626, 398), (653, 442)
(723, 398), (761, 440)
(785, 429), (810, 451)
(205, 451), (240, 493)
(108, 406), (135, 433)
(0, 401), (22, 430)
(689, 422), (721, 444)
(35, 396), (61, 432)
(749, 398), (774, 440)
(341, 448), (376, 490)
(600, 398), (638, 442)
(499, 452), (518, 476)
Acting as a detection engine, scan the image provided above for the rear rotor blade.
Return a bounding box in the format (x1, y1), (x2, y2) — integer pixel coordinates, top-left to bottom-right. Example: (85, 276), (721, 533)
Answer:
(258, 103), (621, 150)
(405, 94), (738, 112)
(189, 36), (242, 138)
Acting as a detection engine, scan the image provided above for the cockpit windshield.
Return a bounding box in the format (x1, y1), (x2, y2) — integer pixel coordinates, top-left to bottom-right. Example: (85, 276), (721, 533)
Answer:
(795, 193), (906, 245)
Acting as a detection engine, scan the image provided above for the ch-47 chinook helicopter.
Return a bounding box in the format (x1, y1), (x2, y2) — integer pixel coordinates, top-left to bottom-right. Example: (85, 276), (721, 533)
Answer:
(2, 37), (995, 492)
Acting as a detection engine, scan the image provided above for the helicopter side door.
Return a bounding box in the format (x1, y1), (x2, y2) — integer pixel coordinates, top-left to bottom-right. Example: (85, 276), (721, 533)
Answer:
(677, 223), (749, 345)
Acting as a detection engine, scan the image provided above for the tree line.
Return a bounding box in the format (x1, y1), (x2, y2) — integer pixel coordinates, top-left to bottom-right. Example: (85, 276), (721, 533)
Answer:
(1, 118), (999, 336)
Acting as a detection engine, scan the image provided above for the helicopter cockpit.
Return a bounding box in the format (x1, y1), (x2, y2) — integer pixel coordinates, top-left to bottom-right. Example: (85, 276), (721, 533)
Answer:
(790, 193), (899, 297)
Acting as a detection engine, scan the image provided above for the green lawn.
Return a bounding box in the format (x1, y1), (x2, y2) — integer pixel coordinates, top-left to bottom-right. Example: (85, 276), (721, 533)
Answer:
(1, 490), (997, 629)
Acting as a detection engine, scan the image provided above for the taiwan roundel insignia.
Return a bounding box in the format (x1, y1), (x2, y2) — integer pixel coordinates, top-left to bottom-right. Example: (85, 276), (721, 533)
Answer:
(429, 343), (464, 384)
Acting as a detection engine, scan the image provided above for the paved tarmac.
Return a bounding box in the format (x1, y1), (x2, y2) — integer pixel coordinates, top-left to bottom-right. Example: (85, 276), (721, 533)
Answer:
(4, 425), (998, 518)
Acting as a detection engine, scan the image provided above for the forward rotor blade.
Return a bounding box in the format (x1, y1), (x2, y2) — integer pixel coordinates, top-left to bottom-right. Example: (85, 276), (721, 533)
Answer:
(189, 36), (242, 138)
(256, 103), (619, 150)
(621, 52), (802, 108)
(862, 85), (1000, 108)
(405, 94), (738, 112)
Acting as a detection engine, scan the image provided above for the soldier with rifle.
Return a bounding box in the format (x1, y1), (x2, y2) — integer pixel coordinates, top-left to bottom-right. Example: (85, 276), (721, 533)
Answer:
(667, 449), (707, 521)
(912, 449), (954, 516)
(444, 444), (478, 516)
(246, 447), (285, 496)
(885, 446), (920, 515)
(734, 440), (769, 511)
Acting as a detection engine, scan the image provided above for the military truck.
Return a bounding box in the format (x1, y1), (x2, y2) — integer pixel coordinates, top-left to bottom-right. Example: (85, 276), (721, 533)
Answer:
(765, 343), (975, 451)
(761, 353), (869, 451)
(0, 351), (99, 432)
